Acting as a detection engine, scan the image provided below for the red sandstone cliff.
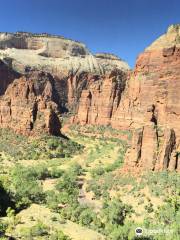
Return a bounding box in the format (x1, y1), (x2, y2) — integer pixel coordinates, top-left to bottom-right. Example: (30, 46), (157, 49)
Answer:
(0, 71), (61, 135)
(75, 24), (180, 171)
(114, 25), (180, 172)
(0, 33), (129, 136)
(0, 26), (180, 172)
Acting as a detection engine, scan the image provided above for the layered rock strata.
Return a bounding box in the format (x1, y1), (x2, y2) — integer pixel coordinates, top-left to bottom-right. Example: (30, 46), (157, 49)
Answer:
(0, 33), (129, 112)
(0, 71), (61, 135)
(0, 32), (129, 136)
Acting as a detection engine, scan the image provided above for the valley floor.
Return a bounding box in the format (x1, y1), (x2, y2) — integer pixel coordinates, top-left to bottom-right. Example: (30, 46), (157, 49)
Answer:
(0, 125), (179, 240)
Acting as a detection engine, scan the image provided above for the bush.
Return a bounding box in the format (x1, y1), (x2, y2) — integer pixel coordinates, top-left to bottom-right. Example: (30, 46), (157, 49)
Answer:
(91, 167), (105, 177)
(0, 220), (8, 236)
(109, 225), (131, 240)
(46, 190), (66, 210)
(50, 168), (64, 178)
(156, 196), (180, 225)
(30, 220), (49, 236)
(79, 208), (96, 226)
(69, 163), (84, 176)
(86, 180), (102, 199)
(20, 221), (49, 238)
(145, 203), (154, 213)
(54, 170), (79, 205)
(50, 230), (71, 240)
(101, 198), (133, 226)
(9, 164), (45, 209)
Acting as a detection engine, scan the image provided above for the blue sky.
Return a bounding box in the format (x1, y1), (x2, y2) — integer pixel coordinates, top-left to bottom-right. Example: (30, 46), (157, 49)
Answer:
(0, 0), (180, 67)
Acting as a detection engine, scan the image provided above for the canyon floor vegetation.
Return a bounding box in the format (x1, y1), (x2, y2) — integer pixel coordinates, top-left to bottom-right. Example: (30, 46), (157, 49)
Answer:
(0, 126), (179, 240)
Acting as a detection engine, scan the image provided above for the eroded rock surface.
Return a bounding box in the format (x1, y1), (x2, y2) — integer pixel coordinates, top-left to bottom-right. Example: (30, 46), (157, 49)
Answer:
(74, 69), (127, 125)
(0, 26), (180, 172)
(0, 71), (61, 135)
(113, 24), (180, 171)
(0, 32), (129, 112)
(75, 24), (180, 171)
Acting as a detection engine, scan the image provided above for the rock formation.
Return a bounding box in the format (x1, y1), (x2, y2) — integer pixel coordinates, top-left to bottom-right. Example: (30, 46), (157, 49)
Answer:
(0, 32), (129, 135)
(0, 71), (61, 135)
(75, 24), (180, 172)
(114, 24), (180, 172)
(0, 25), (180, 172)
(74, 69), (127, 125)
(0, 59), (21, 95)
(0, 32), (129, 112)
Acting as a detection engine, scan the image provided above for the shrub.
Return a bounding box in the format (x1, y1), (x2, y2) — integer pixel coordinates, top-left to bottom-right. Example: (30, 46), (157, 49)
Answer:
(49, 230), (71, 240)
(91, 167), (105, 177)
(20, 221), (49, 238)
(9, 164), (45, 209)
(79, 208), (96, 226)
(109, 225), (131, 240)
(101, 198), (133, 226)
(30, 220), (49, 236)
(50, 168), (64, 178)
(86, 181), (102, 199)
(0, 220), (8, 236)
(156, 196), (180, 225)
(145, 203), (154, 213)
(54, 169), (80, 205)
(46, 190), (65, 210)
(69, 163), (84, 176)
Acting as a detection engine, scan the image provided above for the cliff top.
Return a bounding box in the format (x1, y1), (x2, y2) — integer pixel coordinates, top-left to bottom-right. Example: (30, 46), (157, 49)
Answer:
(146, 24), (180, 51)
(95, 53), (122, 60)
(0, 31), (130, 74)
(0, 31), (82, 44)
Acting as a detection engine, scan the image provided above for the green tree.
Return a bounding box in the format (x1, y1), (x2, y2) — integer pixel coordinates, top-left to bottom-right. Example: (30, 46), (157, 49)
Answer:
(102, 198), (133, 226)
(10, 164), (45, 209)
(79, 208), (96, 226)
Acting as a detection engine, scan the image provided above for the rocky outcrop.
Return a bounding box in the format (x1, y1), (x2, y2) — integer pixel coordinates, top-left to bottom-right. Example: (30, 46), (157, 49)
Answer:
(74, 69), (127, 125)
(113, 24), (180, 171)
(0, 32), (89, 57)
(0, 32), (129, 136)
(0, 71), (61, 135)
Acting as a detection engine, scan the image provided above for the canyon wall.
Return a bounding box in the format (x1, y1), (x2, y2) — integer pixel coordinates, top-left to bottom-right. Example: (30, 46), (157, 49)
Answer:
(0, 32), (129, 135)
(73, 69), (127, 125)
(0, 32), (129, 112)
(75, 24), (180, 171)
(0, 71), (61, 136)
(115, 25), (180, 172)
(0, 26), (180, 171)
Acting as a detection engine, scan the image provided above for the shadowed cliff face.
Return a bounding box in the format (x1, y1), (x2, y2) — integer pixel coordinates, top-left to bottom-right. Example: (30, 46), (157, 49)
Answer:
(0, 59), (21, 95)
(0, 26), (180, 172)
